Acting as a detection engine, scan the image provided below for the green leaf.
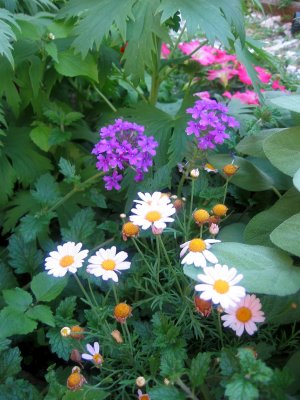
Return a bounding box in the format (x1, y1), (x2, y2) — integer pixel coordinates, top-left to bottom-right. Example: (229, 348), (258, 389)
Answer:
(190, 352), (211, 389)
(148, 386), (185, 400)
(225, 376), (259, 400)
(293, 167), (300, 192)
(0, 262), (17, 290)
(30, 123), (52, 152)
(62, 388), (109, 400)
(2, 288), (33, 311)
(285, 350), (300, 394)
(61, 208), (97, 243)
(244, 188), (300, 247)
(0, 377), (41, 400)
(55, 49), (98, 81)
(236, 129), (284, 159)
(31, 174), (60, 206)
(270, 213), (300, 257)
(160, 350), (185, 380)
(29, 55), (43, 98)
(58, 157), (77, 182)
(26, 305), (55, 327)
(0, 58), (20, 115)
(31, 272), (68, 302)
(263, 127), (300, 177)
(0, 307), (37, 338)
(8, 234), (43, 275)
(19, 212), (55, 242)
(46, 329), (72, 360)
(184, 243), (300, 296)
(0, 9), (18, 67)
(59, 0), (135, 57)
(218, 223), (246, 243)
(271, 95), (300, 113)
(0, 347), (21, 382)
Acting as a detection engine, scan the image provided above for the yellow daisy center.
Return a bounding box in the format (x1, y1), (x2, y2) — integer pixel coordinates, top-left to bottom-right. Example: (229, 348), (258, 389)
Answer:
(212, 204), (228, 217)
(93, 353), (103, 364)
(101, 259), (116, 270)
(59, 255), (74, 268)
(193, 209), (209, 224)
(122, 222), (139, 236)
(145, 210), (161, 222)
(67, 372), (82, 388)
(223, 164), (238, 176)
(236, 306), (252, 323)
(213, 279), (230, 294)
(189, 239), (206, 252)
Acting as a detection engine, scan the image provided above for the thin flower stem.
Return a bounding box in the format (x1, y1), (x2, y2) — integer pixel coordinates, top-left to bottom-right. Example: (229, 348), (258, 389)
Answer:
(124, 321), (134, 356)
(156, 234), (161, 283)
(88, 278), (99, 308)
(217, 310), (224, 348)
(176, 378), (200, 400)
(112, 284), (119, 304)
(92, 84), (117, 112)
(170, 22), (187, 58)
(187, 179), (195, 236)
(132, 238), (153, 270)
(177, 170), (188, 198)
(223, 178), (229, 204)
(271, 186), (282, 198)
(73, 274), (97, 313)
(200, 224), (203, 238)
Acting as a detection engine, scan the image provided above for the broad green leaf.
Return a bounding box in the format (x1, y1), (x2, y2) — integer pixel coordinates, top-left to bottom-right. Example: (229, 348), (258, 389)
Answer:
(0, 347), (21, 382)
(244, 188), (300, 246)
(30, 123), (52, 152)
(31, 174), (60, 206)
(26, 305), (55, 327)
(190, 352), (211, 389)
(29, 55), (43, 98)
(62, 388), (109, 400)
(207, 154), (273, 191)
(8, 234), (43, 275)
(55, 296), (77, 326)
(31, 272), (68, 302)
(45, 41), (58, 62)
(184, 243), (300, 296)
(0, 307), (37, 338)
(61, 208), (97, 243)
(236, 129), (283, 158)
(225, 377), (259, 400)
(0, 377), (41, 400)
(19, 212), (55, 242)
(55, 49), (98, 81)
(218, 223), (246, 243)
(148, 386), (185, 400)
(262, 293), (300, 325)
(0, 262), (17, 290)
(293, 167), (300, 191)
(271, 95), (300, 113)
(285, 350), (300, 394)
(2, 288), (33, 311)
(46, 328), (73, 360)
(270, 213), (300, 257)
(263, 127), (300, 177)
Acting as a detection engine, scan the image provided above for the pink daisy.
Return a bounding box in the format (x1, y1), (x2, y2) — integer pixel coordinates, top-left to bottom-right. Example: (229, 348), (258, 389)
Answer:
(82, 342), (103, 365)
(221, 294), (265, 336)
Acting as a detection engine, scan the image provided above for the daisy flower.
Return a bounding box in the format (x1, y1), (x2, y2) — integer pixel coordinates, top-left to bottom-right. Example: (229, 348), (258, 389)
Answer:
(45, 242), (88, 277)
(221, 294), (265, 336)
(86, 246), (130, 282)
(130, 192), (176, 231)
(82, 342), (103, 365)
(180, 238), (220, 268)
(195, 264), (246, 309)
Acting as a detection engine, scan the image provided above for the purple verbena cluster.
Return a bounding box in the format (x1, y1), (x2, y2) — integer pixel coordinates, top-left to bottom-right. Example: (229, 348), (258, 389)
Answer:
(92, 119), (158, 190)
(186, 99), (239, 150)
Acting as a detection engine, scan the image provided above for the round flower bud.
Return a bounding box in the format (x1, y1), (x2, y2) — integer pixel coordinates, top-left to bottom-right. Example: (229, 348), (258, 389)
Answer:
(164, 378), (170, 385)
(194, 296), (212, 317)
(152, 225), (164, 235)
(67, 367), (86, 391)
(122, 222), (139, 241)
(136, 376), (146, 387)
(193, 209), (209, 225)
(209, 223), (219, 236)
(190, 168), (200, 178)
(61, 327), (71, 337)
(48, 32), (55, 41)
(114, 303), (132, 324)
(208, 215), (220, 225)
(70, 325), (84, 340)
(138, 390), (150, 400)
(111, 329), (123, 343)
(70, 349), (82, 364)
(173, 198), (185, 212)
(291, 302), (297, 309)
(120, 213), (126, 219)
(212, 204), (228, 217)
(223, 164), (239, 177)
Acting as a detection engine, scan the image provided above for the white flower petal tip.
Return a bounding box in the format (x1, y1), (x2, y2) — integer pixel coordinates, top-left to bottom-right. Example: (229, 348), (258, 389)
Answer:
(86, 246), (130, 282)
(180, 238), (219, 267)
(44, 241), (89, 277)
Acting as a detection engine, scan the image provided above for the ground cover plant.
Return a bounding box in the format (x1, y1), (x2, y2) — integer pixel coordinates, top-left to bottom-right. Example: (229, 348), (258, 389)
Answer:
(0, 0), (300, 399)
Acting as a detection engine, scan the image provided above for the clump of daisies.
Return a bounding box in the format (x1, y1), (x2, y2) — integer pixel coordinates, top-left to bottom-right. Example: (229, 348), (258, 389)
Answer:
(186, 99), (239, 150)
(92, 119), (158, 190)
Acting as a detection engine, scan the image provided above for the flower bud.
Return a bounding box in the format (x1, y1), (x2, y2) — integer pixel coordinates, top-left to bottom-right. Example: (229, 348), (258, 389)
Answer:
(151, 225), (163, 235)
(193, 209), (209, 225)
(114, 303), (132, 324)
(209, 223), (219, 236)
(164, 378), (170, 385)
(70, 325), (84, 340)
(190, 168), (199, 178)
(120, 213), (126, 219)
(70, 349), (82, 365)
(204, 163), (218, 173)
(67, 367), (86, 391)
(212, 204), (228, 217)
(111, 330), (123, 343)
(122, 222), (139, 240)
(48, 32), (55, 40)
(223, 164), (239, 177)
(136, 376), (146, 387)
(173, 198), (184, 212)
(138, 389), (150, 400)
(194, 296), (212, 317)
(61, 327), (71, 337)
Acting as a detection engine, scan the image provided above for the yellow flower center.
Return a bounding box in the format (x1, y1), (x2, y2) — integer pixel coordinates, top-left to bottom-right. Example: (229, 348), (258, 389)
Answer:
(223, 164), (238, 176)
(93, 353), (103, 364)
(213, 279), (230, 294)
(145, 210), (161, 222)
(114, 303), (132, 319)
(236, 306), (252, 323)
(188, 239), (206, 252)
(193, 209), (209, 224)
(101, 259), (116, 270)
(59, 255), (74, 268)
(212, 204), (228, 217)
(67, 372), (82, 388)
(122, 222), (139, 236)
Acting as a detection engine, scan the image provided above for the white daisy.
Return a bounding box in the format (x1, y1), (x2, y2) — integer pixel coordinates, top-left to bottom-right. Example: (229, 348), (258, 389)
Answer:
(86, 246), (130, 282)
(130, 192), (176, 231)
(82, 342), (103, 365)
(180, 238), (220, 268)
(195, 264), (246, 309)
(45, 242), (88, 277)
(221, 294), (265, 336)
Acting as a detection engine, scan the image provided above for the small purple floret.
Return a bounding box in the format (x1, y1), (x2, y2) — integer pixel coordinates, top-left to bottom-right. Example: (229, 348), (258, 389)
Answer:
(186, 99), (239, 150)
(92, 119), (158, 190)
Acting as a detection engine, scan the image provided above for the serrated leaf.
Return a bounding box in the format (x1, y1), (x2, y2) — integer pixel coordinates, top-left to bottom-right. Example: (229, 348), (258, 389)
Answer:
(225, 377), (259, 400)
(263, 127), (300, 177)
(61, 208), (97, 242)
(185, 243), (300, 296)
(0, 377), (41, 400)
(19, 212), (55, 242)
(58, 157), (77, 181)
(0, 307), (37, 338)
(0, 347), (21, 382)
(55, 296), (77, 325)
(62, 388), (109, 400)
(0, 58), (20, 115)
(160, 350), (185, 380)
(46, 329), (72, 360)
(0, 262), (17, 290)
(190, 352), (211, 388)
(30, 123), (52, 152)
(8, 234), (43, 275)
(270, 213), (300, 257)
(3, 288), (33, 311)
(31, 174), (60, 206)
(148, 386), (185, 400)
(26, 305), (55, 327)
(0, 9), (18, 67)
(31, 272), (68, 302)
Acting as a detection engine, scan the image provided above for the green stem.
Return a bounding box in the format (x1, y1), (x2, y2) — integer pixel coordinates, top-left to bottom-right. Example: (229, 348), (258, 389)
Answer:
(88, 278), (99, 307)
(271, 186), (282, 198)
(217, 310), (224, 349)
(200, 224), (203, 238)
(169, 22), (187, 59)
(73, 274), (97, 312)
(187, 178), (195, 236)
(223, 179), (229, 204)
(156, 233), (161, 283)
(176, 378), (200, 400)
(112, 284), (119, 304)
(124, 321), (134, 356)
(92, 84), (117, 112)
(149, 37), (162, 105)
(177, 171), (188, 198)
(132, 238), (153, 270)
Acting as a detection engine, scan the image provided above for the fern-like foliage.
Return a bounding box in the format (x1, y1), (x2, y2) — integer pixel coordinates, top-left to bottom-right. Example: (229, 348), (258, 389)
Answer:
(0, 0), (57, 14)
(0, 8), (19, 66)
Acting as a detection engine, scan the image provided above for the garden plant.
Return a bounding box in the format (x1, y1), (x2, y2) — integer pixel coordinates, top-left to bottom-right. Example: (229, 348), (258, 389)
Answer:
(0, 0), (300, 399)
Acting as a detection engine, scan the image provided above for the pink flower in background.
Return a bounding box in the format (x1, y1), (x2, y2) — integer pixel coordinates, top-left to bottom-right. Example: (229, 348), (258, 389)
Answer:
(223, 90), (259, 105)
(272, 80), (286, 91)
(236, 64), (252, 85)
(179, 42), (217, 66)
(255, 66), (272, 84)
(161, 43), (171, 59)
(194, 91), (211, 100)
(207, 67), (237, 86)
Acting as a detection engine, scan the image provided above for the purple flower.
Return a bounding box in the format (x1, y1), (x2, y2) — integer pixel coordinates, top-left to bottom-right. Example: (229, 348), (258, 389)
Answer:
(186, 99), (239, 150)
(92, 119), (158, 190)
